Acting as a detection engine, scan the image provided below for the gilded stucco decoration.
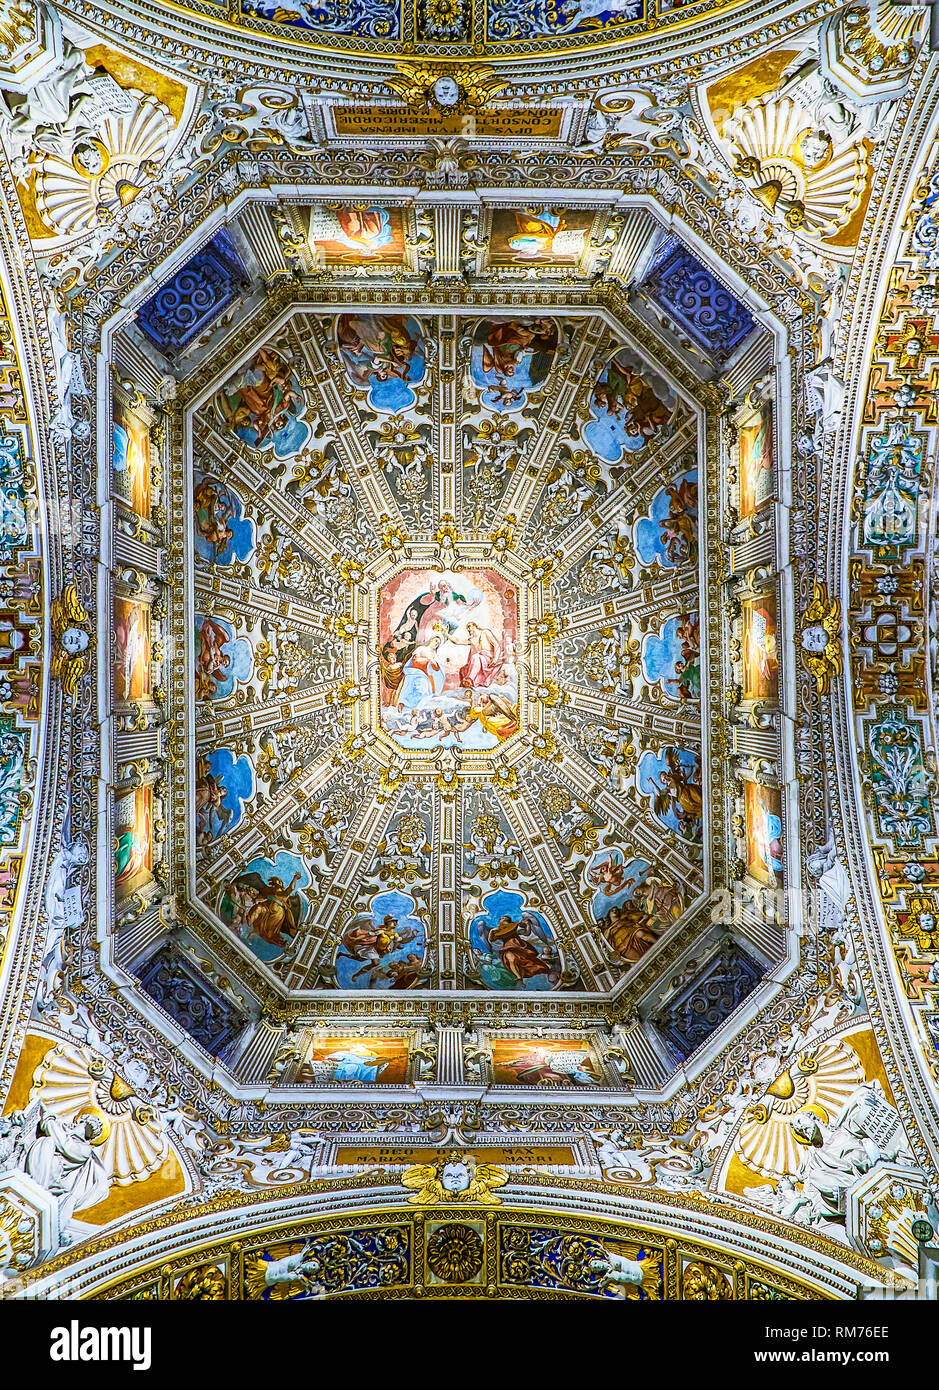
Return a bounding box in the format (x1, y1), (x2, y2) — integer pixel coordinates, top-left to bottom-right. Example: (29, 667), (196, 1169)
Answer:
(0, 0), (935, 1308)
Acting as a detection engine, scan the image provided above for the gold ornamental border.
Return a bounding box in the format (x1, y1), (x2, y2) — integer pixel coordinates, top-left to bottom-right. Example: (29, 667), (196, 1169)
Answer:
(87, 1200), (863, 1301)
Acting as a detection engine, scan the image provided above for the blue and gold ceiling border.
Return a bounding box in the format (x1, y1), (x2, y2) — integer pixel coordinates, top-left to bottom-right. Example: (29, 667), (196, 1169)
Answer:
(149, 0), (788, 58)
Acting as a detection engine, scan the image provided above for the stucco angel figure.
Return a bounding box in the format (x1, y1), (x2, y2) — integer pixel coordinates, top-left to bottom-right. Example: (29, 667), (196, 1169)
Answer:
(37, 801), (89, 1010)
(3, 1100), (110, 1229)
(279, 1130), (323, 1174)
(401, 1153), (508, 1206)
(44, 283), (89, 445)
(0, 1105), (34, 1172)
(772, 1080), (917, 1227)
(0, 22), (133, 177)
(50, 585), (90, 698)
(799, 582), (843, 695)
(815, 265), (848, 366)
(774, 51), (893, 147)
(159, 1099), (207, 1162)
(806, 833), (851, 924)
(804, 364), (844, 439)
(745, 1173), (816, 1223)
(245, 1241), (326, 1300)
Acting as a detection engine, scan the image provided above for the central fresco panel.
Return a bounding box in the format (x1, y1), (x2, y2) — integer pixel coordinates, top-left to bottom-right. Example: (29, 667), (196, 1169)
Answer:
(188, 307), (705, 994)
(377, 566), (521, 752)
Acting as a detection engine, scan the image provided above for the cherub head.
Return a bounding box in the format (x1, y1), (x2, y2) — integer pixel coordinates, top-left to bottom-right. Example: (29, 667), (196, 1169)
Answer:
(433, 76), (461, 108)
(62, 626), (89, 656)
(73, 142), (105, 176)
(801, 623), (829, 654)
(799, 128), (832, 169)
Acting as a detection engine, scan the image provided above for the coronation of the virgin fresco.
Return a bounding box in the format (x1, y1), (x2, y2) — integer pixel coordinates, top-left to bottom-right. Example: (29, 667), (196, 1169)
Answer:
(2, 0), (939, 1334)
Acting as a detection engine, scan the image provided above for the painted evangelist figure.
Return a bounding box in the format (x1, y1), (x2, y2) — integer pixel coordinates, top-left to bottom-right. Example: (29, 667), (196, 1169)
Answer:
(490, 1037), (603, 1085)
(488, 207), (594, 266)
(111, 394), (150, 519)
(113, 597), (150, 704)
(468, 890), (561, 991)
(379, 569), (519, 751)
(114, 785), (152, 896)
(470, 318), (558, 411)
(294, 1038), (410, 1085)
(738, 401), (773, 518)
(583, 847), (683, 964)
(305, 205), (405, 263)
(742, 594), (779, 703)
(745, 781), (783, 887)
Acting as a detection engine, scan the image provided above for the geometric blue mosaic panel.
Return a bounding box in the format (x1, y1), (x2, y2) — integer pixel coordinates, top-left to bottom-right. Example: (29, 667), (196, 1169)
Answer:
(136, 944), (247, 1057)
(641, 235), (756, 365)
(651, 938), (764, 1063)
(137, 228), (249, 354)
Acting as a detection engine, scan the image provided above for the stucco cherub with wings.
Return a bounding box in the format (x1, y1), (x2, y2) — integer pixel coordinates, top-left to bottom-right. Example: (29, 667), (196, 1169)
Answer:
(386, 64), (509, 113)
(799, 582), (843, 695)
(402, 1152), (508, 1206)
(50, 584), (91, 697)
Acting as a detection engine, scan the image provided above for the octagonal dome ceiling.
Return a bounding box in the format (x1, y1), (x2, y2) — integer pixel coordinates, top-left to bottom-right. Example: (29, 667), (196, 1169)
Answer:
(185, 306), (705, 994)
(10, 0), (939, 1312)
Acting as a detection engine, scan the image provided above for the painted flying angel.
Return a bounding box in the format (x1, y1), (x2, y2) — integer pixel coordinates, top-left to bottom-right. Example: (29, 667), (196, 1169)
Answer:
(652, 748), (703, 835)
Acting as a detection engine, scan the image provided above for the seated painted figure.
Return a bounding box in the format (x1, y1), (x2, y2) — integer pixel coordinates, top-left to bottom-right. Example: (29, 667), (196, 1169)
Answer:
(398, 634), (446, 708)
(458, 621), (505, 689)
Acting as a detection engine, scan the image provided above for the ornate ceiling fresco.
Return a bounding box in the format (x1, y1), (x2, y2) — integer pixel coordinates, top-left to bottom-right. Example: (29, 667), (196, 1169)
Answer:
(185, 302), (707, 997)
(0, 0), (938, 1311)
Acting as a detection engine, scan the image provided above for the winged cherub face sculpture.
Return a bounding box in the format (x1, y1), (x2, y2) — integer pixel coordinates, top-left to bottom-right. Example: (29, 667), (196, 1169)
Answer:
(440, 1156), (473, 1192)
(434, 77), (461, 107)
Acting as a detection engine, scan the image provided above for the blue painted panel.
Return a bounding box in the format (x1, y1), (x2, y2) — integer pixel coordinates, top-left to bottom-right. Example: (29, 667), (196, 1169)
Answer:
(137, 229), (249, 354)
